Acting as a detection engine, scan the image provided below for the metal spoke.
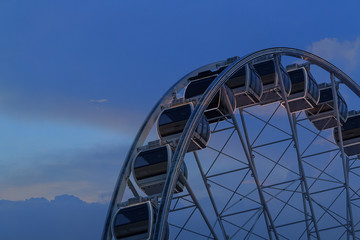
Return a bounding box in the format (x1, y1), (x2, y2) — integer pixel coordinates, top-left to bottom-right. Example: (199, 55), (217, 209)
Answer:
(174, 207), (197, 239)
(208, 178), (261, 206)
(206, 145), (248, 166)
(275, 55), (320, 239)
(180, 174), (220, 240)
(331, 72), (355, 239)
(219, 168), (253, 214)
(252, 149), (300, 176)
(205, 129), (236, 176)
(193, 151), (229, 239)
(244, 105), (291, 147)
(170, 223), (215, 239)
(229, 209), (263, 239)
(260, 139), (294, 186)
(228, 105), (279, 239)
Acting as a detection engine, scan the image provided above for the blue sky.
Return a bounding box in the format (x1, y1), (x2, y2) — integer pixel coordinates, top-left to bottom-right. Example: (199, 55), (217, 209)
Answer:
(1, 0), (360, 239)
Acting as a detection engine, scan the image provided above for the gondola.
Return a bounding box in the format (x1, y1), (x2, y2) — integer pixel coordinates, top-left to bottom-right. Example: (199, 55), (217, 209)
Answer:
(185, 69), (235, 123)
(306, 84), (348, 130)
(133, 144), (188, 195)
(283, 64), (320, 112)
(112, 201), (169, 240)
(225, 64), (263, 108)
(157, 102), (210, 152)
(253, 57), (292, 105)
(334, 111), (360, 156)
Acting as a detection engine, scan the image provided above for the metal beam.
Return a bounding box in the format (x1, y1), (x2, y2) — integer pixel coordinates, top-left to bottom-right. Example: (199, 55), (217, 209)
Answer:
(331, 72), (356, 239)
(193, 151), (229, 239)
(180, 174), (220, 240)
(274, 55), (320, 239)
(227, 108), (279, 239)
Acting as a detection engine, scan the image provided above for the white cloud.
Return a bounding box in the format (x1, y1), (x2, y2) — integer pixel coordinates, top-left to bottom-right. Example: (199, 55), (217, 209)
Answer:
(90, 98), (108, 103)
(307, 37), (360, 69)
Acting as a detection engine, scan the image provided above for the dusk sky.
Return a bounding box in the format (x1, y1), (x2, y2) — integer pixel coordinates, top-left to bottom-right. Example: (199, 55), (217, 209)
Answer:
(1, 1), (360, 239)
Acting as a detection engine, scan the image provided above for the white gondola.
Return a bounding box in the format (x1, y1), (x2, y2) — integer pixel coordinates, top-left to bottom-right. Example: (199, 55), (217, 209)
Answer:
(306, 84), (348, 130)
(185, 69), (236, 123)
(253, 57), (292, 105)
(133, 144), (188, 196)
(283, 64), (320, 113)
(112, 201), (169, 240)
(157, 102), (210, 152)
(334, 111), (360, 156)
(226, 64), (263, 108)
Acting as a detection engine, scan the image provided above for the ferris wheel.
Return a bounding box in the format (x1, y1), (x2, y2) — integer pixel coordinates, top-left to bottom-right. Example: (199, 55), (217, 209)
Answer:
(102, 47), (360, 240)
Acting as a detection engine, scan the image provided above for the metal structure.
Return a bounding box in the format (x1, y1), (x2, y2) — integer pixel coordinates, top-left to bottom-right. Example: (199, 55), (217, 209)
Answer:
(102, 48), (360, 240)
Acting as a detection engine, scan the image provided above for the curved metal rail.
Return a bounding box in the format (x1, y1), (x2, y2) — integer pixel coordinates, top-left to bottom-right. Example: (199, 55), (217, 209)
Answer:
(103, 47), (360, 240)
(102, 59), (233, 239)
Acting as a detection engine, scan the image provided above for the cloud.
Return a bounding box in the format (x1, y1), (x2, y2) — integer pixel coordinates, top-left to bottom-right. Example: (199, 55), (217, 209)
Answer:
(90, 98), (108, 103)
(0, 143), (129, 203)
(307, 37), (360, 69)
(0, 195), (107, 240)
(0, 90), (143, 135)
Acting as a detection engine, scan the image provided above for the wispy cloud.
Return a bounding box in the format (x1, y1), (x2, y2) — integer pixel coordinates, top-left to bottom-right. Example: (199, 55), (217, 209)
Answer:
(90, 98), (108, 103)
(0, 143), (128, 203)
(0, 90), (143, 134)
(307, 37), (360, 70)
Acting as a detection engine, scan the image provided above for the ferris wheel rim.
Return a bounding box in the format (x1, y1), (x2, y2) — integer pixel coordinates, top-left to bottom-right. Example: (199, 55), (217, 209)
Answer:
(153, 47), (360, 240)
(103, 47), (360, 240)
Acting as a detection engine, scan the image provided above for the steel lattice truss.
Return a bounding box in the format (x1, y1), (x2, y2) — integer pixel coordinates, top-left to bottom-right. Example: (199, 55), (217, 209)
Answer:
(103, 48), (360, 240)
